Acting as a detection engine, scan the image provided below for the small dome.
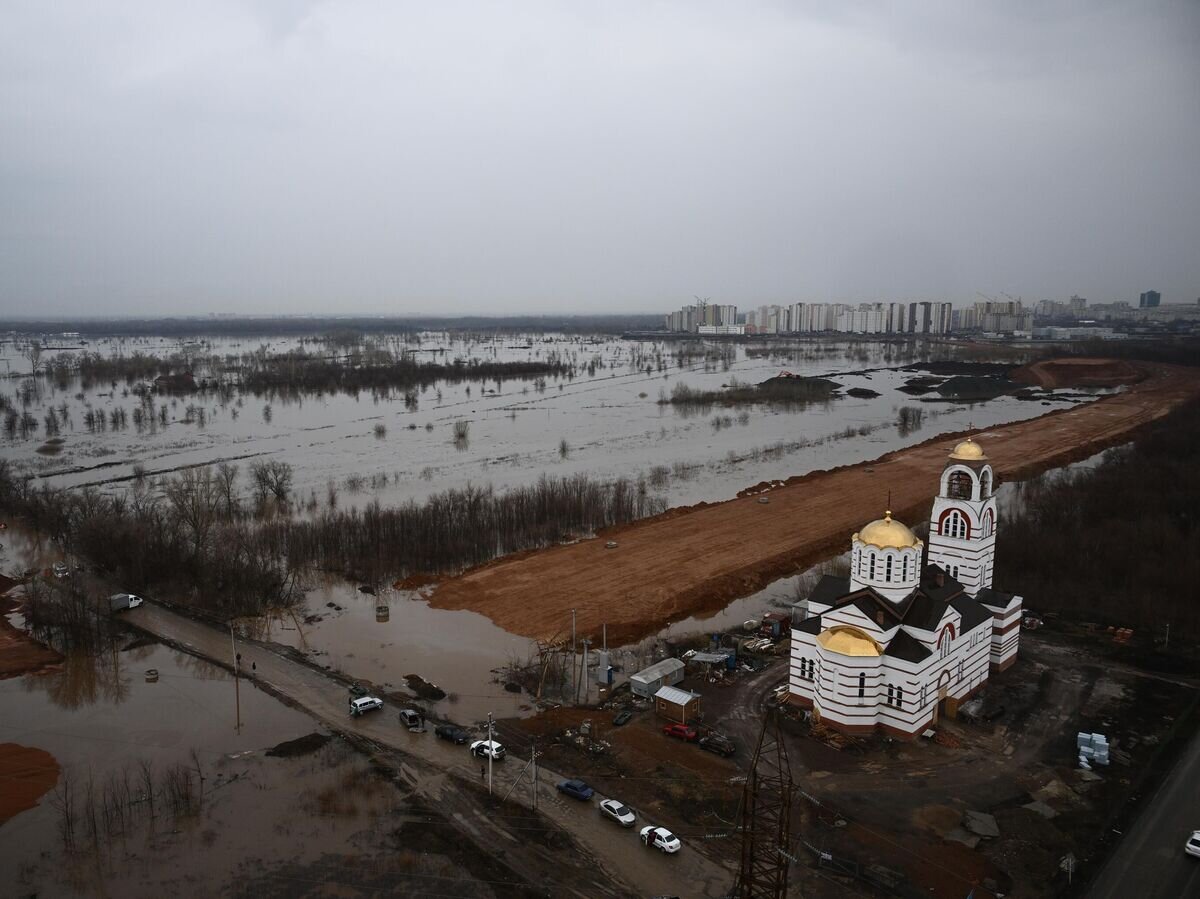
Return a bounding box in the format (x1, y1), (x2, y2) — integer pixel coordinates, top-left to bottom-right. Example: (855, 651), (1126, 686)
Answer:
(817, 626), (882, 657)
(855, 511), (921, 550)
(949, 437), (987, 461)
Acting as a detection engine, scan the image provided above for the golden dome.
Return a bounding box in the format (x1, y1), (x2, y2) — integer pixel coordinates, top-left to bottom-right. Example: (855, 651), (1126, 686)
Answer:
(817, 626), (882, 657)
(949, 437), (987, 461)
(854, 511), (921, 550)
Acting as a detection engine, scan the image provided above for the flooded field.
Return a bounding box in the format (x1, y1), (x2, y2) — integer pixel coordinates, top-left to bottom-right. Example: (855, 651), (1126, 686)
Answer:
(0, 636), (331, 896)
(0, 333), (1094, 514)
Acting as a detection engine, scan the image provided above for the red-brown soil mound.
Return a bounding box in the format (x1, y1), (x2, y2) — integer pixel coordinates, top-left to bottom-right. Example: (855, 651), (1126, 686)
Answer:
(0, 744), (60, 826)
(1011, 357), (1145, 389)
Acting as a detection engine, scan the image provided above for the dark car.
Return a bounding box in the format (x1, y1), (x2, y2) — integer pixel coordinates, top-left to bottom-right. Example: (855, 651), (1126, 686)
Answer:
(699, 733), (736, 758)
(612, 709), (633, 726)
(435, 724), (470, 744)
(663, 724), (698, 742)
(556, 779), (595, 801)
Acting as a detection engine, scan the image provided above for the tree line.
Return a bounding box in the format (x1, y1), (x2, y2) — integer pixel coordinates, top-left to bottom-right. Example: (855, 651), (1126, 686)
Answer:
(0, 461), (663, 618)
(996, 396), (1200, 641)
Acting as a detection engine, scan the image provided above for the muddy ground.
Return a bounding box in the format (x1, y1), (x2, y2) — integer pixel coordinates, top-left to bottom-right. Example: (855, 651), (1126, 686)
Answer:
(430, 360), (1200, 644)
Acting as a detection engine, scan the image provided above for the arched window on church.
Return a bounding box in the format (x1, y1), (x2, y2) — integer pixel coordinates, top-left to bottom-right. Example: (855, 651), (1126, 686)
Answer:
(896, 686), (904, 709)
(941, 510), (967, 539)
(902, 555), (908, 581)
(858, 672), (866, 699)
(869, 553), (876, 579)
(980, 469), (992, 497)
(982, 509), (994, 538)
(947, 470), (973, 500)
(938, 625), (955, 659)
(885, 556), (893, 582)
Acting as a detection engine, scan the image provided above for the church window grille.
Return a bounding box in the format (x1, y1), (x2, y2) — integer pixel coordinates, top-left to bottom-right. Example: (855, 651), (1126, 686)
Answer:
(896, 687), (904, 709)
(869, 554), (876, 579)
(920, 684), (928, 707)
(887, 685), (895, 705)
(902, 556), (908, 580)
(958, 660), (964, 682)
(858, 672), (866, 698)
(885, 557), (893, 582)
(947, 471), (973, 500)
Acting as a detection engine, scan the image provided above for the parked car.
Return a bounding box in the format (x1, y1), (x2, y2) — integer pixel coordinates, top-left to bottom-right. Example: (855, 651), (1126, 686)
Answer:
(1186, 830), (1200, 858)
(698, 733), (736, 758)
(52, 562), (70, 579)
(398, 709), (424, 730)
(349, 696), (384, 717)
(612, 709), (633, 727)
(663, 724), (698, 742)
(108, 593), (145, 612)
(556, 779), (594, 801)
(640, 825), (682, 854)
(435, 724), (470, 744)
(598, 798), (636, 827)
(348, 682), (368, 697)
(470, 739), (506, 760)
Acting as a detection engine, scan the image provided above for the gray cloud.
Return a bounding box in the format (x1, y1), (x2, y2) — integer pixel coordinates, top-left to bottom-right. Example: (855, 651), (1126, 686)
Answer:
(2, 0), (1197, 315)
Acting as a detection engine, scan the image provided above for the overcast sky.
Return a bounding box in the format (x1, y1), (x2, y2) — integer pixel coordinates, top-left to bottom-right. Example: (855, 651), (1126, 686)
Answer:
(1, 1), (1198, 316)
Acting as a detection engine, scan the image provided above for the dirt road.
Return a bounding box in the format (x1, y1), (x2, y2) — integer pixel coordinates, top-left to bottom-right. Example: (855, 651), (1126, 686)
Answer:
(430, 360), (1200, 643)
(122, 603), (733, 899)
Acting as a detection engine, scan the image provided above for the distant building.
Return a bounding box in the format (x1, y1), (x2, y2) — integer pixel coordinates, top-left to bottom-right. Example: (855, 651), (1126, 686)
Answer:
(1139, 290), (1161, 308)
(697, 324), (745, 335)
(665, 301), (737, 333)
(654, 685), (702, 724)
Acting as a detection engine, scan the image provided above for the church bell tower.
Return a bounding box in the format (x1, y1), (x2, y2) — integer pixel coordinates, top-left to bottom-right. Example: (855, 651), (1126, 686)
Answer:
(926, 437), (997, 596)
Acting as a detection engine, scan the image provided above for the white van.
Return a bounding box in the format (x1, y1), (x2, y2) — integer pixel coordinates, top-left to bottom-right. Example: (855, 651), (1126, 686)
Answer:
(349, 696), (384, 717)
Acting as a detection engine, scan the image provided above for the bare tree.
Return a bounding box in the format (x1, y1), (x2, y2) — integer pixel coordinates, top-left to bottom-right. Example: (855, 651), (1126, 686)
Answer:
(24, 340), (43, 376)
(250, 460), (293, 507)
(164, 467), (222, 562)
(215, 462), (241, 518)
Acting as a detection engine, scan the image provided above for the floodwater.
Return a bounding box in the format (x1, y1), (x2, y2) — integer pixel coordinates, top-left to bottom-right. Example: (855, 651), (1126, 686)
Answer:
(0, 636), (324, 894)
(0, 333), (1106, 515)
(251, 578), (537, 724)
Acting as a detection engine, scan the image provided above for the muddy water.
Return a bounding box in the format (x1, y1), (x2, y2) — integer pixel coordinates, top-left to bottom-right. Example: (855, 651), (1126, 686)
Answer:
(256, 578), (536, 724)
(0, 638), (323, 893)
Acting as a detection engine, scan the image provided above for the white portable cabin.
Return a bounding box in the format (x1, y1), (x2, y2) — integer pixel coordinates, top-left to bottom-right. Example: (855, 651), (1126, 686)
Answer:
(630, 658), (685, 698)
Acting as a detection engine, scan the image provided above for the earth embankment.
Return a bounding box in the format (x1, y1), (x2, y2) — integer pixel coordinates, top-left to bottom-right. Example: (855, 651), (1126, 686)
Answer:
(429, 360), (1200, 644)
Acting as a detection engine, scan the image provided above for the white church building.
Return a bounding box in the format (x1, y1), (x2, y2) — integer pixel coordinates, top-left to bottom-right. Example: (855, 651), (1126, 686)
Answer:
(788, 437), (1022, 739)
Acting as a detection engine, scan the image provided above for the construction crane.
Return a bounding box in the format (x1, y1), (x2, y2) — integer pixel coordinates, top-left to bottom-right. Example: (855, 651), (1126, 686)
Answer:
(734, 707), (794, 898)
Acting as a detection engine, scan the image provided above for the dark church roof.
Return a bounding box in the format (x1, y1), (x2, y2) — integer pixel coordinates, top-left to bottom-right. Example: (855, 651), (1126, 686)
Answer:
(884, 629), (931, 663)
(804, 563), (995, 641)
(795, 615), (823, 635)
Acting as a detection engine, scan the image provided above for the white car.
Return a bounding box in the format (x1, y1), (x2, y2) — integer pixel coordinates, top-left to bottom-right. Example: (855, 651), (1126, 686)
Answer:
(1186, 830), (1200, 858)
(640, 825), (681, 854)
(349, 696), (384, 717)
(599, 798), (636, 827)
(470, 739), (506, 760)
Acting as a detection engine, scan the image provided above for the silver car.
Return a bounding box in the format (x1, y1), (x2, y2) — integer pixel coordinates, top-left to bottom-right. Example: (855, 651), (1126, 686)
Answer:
(598, 798), (636, 827)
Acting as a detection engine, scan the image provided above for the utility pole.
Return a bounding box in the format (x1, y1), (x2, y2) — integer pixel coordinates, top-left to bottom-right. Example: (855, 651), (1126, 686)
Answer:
(531, 747), (538, 810)
(487, 712), (494, 796)
(603, 622), (607, 652)
(579, 639), (590, 705)
(230, 622), (241, 732)
(570, 609), (577, 704)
